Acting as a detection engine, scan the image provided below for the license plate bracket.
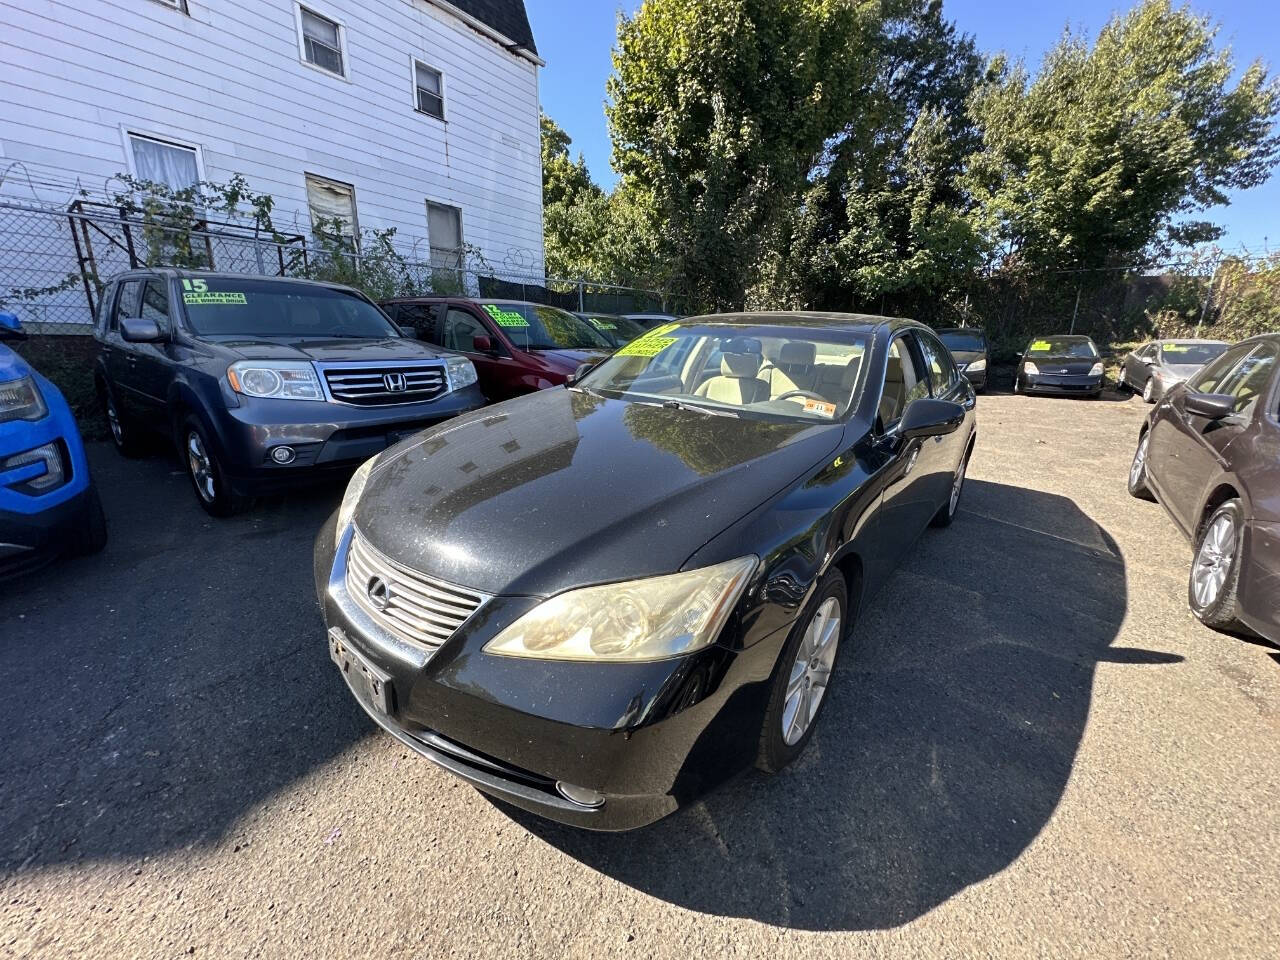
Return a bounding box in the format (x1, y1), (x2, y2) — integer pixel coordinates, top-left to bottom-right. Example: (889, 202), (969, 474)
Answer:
(328, 628), (395, 715)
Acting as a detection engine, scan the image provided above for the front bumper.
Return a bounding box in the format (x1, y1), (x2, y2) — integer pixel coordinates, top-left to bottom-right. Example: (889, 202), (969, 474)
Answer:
(314, 517), (785, 831)
(0, 482), (94, 577)
(208, 384), (486, 496)
(1021, 373), (1103, 395)
(959, 367), (987, 389)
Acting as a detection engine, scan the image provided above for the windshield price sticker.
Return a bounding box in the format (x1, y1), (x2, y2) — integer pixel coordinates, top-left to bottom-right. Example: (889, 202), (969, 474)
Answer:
(181, 278), (246, 305)
(804, 398), (837, 418)
(1163, 343), (1189, 353)
(483, 304), (530, 328)
(617, 323), (681, 358)
(1030, 340), (1052, 352)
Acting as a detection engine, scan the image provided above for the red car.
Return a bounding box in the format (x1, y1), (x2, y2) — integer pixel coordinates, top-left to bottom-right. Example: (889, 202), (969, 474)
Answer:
(381, 297), (612, 402)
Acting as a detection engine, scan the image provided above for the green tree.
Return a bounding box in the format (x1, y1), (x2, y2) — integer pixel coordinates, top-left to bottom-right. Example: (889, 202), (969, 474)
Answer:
(965, 0), (1280, 274)
(541, 113), (612, 280)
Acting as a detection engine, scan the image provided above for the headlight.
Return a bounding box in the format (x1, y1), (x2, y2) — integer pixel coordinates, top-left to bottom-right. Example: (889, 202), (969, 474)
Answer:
(1023, 361), (1040, 375)
(337, 455), (378, 533)
(446, 356), (477, 390)
(0, 376), (47, 423)
(967, 358), (986, 372)
(227, 361), (323, 401)
(484, 556), (758, 662)
(1089, 362), (1104, 377)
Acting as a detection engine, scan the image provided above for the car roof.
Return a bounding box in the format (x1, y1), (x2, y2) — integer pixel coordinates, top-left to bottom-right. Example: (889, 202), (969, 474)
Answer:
(937, 327), (986, 335)
(688, 311), (918, 334)
(1155, 338), (1228, 345)
(107, 268), (360, 294)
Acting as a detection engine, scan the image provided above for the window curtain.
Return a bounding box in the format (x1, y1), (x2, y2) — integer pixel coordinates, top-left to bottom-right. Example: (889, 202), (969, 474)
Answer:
(130, 136), (199, 191)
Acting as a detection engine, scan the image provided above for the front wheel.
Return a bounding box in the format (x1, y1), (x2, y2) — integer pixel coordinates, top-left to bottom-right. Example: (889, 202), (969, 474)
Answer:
(1127, 432), (1155, 501)
(757, 569), (846, 774)
(1188, 500), (1246, 632)
(182, 416), (250, 517)
(1142, 377), (1157, 403)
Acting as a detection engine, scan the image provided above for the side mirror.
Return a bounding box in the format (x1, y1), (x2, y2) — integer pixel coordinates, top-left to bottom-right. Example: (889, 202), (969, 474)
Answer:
(0, 311), (25, 340)
(398, 324), (417, 339)
(120, 316), (164, 343)
(567, 361), (597, 386)
(899, 397), (965, 440)
(1184, 392), (1234, 420)
(471, 334), (493, 353)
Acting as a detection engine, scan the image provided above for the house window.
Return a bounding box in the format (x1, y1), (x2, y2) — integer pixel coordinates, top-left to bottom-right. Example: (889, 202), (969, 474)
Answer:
(414, 60), (445, 120)
(297, 5), (345, 77)
(427, 202), (463, 269)
(150, 0), (188, 11)
(127, 133), (201, 192)
(306, 174), (358, 246)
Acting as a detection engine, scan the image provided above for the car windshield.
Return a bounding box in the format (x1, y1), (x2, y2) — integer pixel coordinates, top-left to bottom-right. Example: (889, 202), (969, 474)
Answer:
(179, 278), (398, 338)
(481, 303), (611, 350)
(940, 331), (986, 352)
(1027, 337), (1098, 358)
(1160, 342), (1227, 366)
(583, 314), (648, 343)
(578, 322), (871, 422)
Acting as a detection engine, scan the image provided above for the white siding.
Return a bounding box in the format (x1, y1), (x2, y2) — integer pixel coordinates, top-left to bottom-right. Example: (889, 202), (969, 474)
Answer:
(0, 0), (543, 271)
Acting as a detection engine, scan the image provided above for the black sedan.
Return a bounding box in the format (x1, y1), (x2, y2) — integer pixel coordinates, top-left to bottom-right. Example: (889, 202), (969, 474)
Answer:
(315, 313), (977, 830)
(1013, 335), (1105, 397)
(938, 327), (989, 391)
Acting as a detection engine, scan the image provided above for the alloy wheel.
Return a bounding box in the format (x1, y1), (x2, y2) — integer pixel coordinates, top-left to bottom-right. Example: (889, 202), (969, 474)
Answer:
(1129, 434), (1148, 489)
(105, 395), (124, 446)
(781, 597), (840, 746)
(186, 431), (217, 503)
(1192, 513), (1237, 609)
(1143, 378), (1155, 403)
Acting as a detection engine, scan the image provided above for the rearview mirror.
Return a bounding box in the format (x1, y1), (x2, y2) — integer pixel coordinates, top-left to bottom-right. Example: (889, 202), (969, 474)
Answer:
(120, 316), (164, 343)
(1184, 392), (1234, 420)
(567, 361), (597, 386)
(472, 335), (493, 353)
(0, 311), (25, 340)
(899, 398), (965, 440)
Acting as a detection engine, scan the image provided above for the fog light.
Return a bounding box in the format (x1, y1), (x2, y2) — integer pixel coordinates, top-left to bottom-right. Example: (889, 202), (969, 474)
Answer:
(3, 442), (64, 492)
(555, 781), (604, 808)
(270, 445), (296, 464)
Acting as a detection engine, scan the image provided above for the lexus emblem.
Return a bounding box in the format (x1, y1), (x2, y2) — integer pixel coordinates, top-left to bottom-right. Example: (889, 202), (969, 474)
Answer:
(383, 372), (408, 392)
(366, 576), (392, 610)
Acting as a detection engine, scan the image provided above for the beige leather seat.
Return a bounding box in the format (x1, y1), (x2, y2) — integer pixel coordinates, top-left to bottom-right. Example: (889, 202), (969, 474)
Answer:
(695, 351), (770, 406)
(763, 342), (817, 398)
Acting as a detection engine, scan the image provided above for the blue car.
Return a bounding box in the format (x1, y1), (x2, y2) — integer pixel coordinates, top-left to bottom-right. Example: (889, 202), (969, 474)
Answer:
(0, 312), (106, 577)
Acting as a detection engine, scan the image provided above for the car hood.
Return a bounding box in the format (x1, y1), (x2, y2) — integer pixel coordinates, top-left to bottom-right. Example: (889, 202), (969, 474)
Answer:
(353, 388), (843, 596)
(0, 343), (32, 382)
(1025, 355), (1098, 373)
(202, 335), (445, 363)
(949, 349), (985, 365)
(526, 347), (613, 373)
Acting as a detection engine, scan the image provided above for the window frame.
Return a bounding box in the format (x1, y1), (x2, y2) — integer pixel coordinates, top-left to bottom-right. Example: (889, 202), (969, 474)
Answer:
(1187, 343), (1254, 395)
(304, 173), (360, 249)
(426, 201), (465, 268)
(112, 279), (145, 333)
(122, 129), (206, 190)
(139, 279), (173, 334)
(148, 0), (189, 13)
(411, 57), (446, 121)
(1215, 342), (1278, 420)
(916, 329), (960, 398)
(294, 2), (350, 81)
(876, 331), (930, 434)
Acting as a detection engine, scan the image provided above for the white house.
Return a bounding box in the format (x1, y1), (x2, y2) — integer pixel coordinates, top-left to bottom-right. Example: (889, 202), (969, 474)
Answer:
(0, 0), (544, 324)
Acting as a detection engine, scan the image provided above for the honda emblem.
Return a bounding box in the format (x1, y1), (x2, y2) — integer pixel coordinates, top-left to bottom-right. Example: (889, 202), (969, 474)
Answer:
(383, 372), (408, 392)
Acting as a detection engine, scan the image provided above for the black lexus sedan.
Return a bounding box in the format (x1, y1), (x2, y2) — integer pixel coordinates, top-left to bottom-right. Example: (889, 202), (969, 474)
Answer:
(938, 327), (989, 391)
(1013, 335), (1105, 397)
(315, 313), (977, 830)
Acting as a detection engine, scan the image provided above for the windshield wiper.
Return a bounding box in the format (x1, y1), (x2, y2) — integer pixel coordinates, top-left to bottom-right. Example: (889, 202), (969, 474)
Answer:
(660, 398), (739, 418)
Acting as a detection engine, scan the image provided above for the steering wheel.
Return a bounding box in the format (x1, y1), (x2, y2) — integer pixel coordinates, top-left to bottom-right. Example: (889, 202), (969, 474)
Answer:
(773, 389), (827, 403)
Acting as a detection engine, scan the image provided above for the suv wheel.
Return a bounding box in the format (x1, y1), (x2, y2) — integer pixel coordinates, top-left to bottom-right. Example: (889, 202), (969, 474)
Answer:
(182, 415), (250, 517)
(101, 384), (145, 457)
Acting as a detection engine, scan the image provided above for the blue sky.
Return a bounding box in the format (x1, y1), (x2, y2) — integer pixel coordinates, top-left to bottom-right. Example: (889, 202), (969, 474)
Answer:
(525, 0), (1280, 254)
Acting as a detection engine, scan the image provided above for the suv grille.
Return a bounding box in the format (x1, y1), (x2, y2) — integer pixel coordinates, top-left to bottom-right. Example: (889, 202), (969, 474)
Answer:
(346, 529), (487, 650)
(323, 364), (446, 405)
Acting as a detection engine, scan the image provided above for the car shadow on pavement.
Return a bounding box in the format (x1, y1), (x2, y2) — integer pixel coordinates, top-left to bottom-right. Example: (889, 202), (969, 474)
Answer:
(509, 478), (1183, 931)
(0, 445), (369, 873)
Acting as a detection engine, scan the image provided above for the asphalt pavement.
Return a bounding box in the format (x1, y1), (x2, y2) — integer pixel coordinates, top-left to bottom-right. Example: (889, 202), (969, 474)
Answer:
(2, 387), (1278, 959)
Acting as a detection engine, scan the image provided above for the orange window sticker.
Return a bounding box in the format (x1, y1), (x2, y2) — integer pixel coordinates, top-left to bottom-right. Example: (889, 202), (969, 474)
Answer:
(803, 398), (836, 418)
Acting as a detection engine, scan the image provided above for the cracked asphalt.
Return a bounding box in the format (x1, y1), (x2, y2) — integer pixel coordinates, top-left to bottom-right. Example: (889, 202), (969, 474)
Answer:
(2, 386), (1278, 959)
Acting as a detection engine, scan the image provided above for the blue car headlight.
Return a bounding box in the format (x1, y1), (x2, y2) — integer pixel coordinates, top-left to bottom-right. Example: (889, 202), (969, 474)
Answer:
(0, 376), (47, 423)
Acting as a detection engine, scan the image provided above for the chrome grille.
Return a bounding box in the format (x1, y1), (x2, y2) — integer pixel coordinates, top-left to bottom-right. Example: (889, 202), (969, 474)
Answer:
(346, 529), (487, 650)
(323, 364), (447, 406)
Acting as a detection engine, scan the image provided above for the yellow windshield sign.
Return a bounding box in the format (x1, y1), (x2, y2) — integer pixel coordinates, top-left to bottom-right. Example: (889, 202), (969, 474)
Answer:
(1163, 343), (1189, 353)
(1029, 340), (1053, 352)
(616, 322), (681, 358)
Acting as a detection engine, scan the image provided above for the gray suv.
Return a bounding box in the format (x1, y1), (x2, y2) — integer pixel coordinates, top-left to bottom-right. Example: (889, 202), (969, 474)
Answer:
(93, 270), (485, 515)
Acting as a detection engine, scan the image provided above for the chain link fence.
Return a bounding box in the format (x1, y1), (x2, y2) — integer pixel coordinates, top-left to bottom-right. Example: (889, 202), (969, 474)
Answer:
(0, 197), (674, 335)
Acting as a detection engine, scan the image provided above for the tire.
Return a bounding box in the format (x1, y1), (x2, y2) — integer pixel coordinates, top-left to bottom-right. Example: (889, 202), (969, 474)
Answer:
(756, 569), (847, 774)
(1012, 376), (1022, 395)
(1142, 377), (1156, 404)
(182, 415), (251, 517)
(100, 382), (146, 457)
(75, 482), (108, 555)
(1188, 499), (1246, 632)
(931, 446), (969, 527)
(1127, 431), (1155, 501)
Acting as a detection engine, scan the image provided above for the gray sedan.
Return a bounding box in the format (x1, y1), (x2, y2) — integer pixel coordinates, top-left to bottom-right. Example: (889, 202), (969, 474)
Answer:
(1121, 339), (1229, 403)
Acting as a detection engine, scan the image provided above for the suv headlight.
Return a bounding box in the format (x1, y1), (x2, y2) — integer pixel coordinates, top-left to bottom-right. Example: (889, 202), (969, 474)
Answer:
(446, 356), (477, 390)
(227, 361), (324, 401)
(966, 358), (986, 372)
(0, 376), (47, 423)
(1089, 362), (1104, 377)
(1023, 361), (1040, 375)
(484, 556), (758, 662)
(337, 455), (378, 533)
